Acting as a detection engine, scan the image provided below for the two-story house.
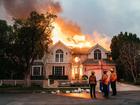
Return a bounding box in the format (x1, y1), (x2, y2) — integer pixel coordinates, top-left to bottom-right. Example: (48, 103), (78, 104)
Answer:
(31, 41), (115, 87)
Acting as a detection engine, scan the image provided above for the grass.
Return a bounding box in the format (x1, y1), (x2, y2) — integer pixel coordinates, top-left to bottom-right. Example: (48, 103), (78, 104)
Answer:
(0, 84), (90, 93)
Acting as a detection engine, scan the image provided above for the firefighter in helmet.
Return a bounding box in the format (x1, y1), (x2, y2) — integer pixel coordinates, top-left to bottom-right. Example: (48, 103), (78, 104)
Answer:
(102, 70), (109, 98)
(89, 71), (97, 99)
(110, 68), (117, 96)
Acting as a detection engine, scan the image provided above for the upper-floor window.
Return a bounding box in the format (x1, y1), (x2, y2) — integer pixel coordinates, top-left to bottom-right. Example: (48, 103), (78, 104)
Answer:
(55, 49), (64, 62)
(94, 49), (101, 60)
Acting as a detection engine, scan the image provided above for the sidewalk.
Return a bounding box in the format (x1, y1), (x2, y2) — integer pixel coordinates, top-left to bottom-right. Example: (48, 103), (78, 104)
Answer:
(116, 82), (140, 91)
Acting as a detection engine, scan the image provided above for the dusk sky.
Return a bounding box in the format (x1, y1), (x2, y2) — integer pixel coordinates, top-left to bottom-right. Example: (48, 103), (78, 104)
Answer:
(0, 0), (140, 38)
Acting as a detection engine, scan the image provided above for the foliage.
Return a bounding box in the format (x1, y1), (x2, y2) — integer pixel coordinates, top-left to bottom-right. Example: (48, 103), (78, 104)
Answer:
(110, 32), (140, 82)
(82, 75), (88, 80)
(0, 20), (23, 79)
(12, 11), (56, 86)
(0, 12), (56, 85)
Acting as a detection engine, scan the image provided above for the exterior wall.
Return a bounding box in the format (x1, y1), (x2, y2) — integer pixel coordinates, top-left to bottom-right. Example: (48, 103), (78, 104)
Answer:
(83, 64), (116, 81)
(71, 54), (88, 80)
(46, 44), (72, 63)
(72, 54), (88, 63)
(44, 42), (73, 80)
(88, 48), (107, 59)
(42, 42), (116, 87)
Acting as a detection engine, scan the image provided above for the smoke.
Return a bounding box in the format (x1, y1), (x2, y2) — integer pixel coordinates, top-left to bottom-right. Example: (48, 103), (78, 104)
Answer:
(0, 0), (110, 49)
(91, 31), (111, 50)
(56, 17), (81, 36)
(0, 0), (62, 18)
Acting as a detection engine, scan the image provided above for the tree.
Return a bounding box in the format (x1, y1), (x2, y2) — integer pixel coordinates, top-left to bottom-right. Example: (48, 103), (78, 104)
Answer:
(0, 20), (11, 57)
(110, 32), (140, 82)
(12, 11), (56, 86)
(0, 20), (18, 79)
(119, 42), (139, 82)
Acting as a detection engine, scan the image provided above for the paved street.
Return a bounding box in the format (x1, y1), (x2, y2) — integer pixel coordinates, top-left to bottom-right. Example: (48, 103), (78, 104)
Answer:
(0, 83), (140, 105)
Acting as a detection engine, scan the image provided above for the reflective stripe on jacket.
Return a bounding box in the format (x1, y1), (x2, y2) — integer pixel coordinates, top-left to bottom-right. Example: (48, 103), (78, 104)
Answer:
(110, 72), (117, 82)
(102, 74), (109, 85)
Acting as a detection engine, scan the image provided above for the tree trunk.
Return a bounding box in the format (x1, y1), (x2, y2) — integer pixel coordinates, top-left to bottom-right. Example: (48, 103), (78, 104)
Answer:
(24, 67), (31, 87)
(130, 66), (137, 83)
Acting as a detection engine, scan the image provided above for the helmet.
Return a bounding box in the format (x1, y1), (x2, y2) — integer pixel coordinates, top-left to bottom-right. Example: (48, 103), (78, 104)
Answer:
(103, 70), (107, 74)
(91, 71), (95, 75)
(110, 68), (114, 72)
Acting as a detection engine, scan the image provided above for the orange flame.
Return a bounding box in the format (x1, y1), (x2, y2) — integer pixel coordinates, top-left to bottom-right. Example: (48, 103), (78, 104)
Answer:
(52, 22), (92, 48)
(51, 22), (111, 50)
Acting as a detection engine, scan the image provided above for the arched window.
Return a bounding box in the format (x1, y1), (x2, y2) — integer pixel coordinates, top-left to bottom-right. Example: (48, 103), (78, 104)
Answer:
(94, 49), (101, 60)
(55, 49), (64, 62)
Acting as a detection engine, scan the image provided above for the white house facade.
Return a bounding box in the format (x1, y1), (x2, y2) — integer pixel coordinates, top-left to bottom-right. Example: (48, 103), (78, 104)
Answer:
(31, 41), (116, 87)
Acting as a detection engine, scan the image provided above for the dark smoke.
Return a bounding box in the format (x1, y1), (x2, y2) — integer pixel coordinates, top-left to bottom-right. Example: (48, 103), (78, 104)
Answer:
(0, 0), (82, 37)
(0, 0), (62, 18)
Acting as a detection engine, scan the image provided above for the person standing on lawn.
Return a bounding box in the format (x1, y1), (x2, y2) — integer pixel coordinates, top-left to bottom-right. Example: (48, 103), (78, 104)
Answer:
(102, 70), (109, 98)
(89, 71), (97, 99)
(110, 68), (117, 96)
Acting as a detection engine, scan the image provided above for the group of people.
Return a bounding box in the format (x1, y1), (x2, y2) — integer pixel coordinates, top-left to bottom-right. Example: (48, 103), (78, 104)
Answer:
(89, 68), (117, 99)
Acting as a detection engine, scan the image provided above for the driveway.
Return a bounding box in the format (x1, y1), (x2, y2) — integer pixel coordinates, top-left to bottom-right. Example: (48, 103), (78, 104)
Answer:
(0, 83), (140, 105)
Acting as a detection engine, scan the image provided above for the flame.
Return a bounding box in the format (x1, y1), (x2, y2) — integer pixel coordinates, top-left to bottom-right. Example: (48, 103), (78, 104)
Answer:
(91, 31), (111, 50)
(47, 2), (111, 50)
(51, 22), (92, 48)
(1, 0), (111, 50)
(46, 0), (111, 50)
(51, 22), (110, 50)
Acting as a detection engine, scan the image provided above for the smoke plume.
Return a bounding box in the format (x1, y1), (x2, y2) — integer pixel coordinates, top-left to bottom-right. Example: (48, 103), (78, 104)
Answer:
(0, 0), (110, 49)
(0, 0), (62, 18)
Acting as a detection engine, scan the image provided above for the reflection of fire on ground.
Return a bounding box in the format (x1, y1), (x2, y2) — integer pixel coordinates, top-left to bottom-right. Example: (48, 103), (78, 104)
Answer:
(58, 93), (105, 100)
(59, 93), (90, 99)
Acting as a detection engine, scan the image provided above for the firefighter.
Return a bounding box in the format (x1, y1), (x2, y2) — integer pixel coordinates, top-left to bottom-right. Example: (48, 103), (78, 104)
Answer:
(102, 70), (109, 98)
(110, 68), (117, 96)
(89, 71), (97, 99)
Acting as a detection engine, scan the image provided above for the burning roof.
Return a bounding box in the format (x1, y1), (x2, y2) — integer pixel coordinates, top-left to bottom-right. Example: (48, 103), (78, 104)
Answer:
(0, 0), (111, 50)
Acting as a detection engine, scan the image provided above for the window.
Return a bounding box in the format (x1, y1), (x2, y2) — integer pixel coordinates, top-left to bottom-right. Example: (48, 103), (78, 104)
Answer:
(94, 49), (101, 60)
(55, 49), (64, 62)
(32, 66), (42, 76)
(52, 66), (65, 76)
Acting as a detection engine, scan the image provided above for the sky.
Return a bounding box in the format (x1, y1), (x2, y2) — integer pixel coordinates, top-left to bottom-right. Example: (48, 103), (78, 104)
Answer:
(60, 0), (140, 37)
(0, 0), (140, 38)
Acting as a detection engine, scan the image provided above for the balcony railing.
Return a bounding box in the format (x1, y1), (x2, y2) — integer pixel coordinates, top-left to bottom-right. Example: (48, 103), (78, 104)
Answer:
(31, 76), (44, 80)
(48, 75), (68, 80)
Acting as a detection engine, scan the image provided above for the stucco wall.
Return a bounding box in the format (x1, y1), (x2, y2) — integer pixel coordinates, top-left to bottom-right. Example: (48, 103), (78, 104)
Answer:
(46, 43), (72, 63)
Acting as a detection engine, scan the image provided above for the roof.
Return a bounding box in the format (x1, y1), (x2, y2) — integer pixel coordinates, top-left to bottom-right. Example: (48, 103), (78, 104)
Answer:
(83, 59), (99, 64)
(83, 59), (115, 65)
(49, 41), (71, 52)
(71, 47), (90, 55)
(88, 44), (108, 53)
(103, 59), (115, 64)
(49, 41), (109, 55)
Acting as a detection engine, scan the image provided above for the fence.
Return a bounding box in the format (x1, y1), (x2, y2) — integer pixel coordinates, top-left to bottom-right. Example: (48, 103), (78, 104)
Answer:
(0, 80), (43, 87)
(0, 79), (101, 89)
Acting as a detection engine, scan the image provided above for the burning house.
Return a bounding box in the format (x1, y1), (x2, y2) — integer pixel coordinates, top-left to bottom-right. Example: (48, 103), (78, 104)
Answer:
(31, 41), (115, 87)
(0, 0), (116, 87)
